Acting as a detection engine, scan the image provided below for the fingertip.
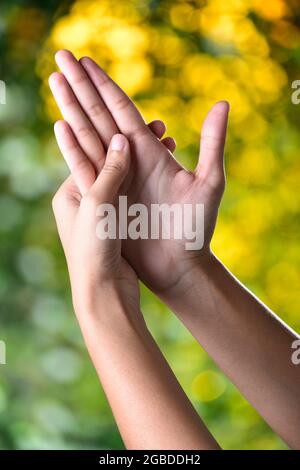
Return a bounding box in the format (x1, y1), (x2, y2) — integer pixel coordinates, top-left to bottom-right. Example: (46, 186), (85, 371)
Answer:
(54, 120), (62, 133)
(213, 100), (230, 114)
(161, 136), (176, 153)
(79, 56), (96, 70)
(197, 101), (229, 177)
(48, 72), (67, 94)
(107, 134), (130, 177)
(202, 101), (230, 136)
(158, 120), (166, 134)
(55, 49), (74, 65)
(48, 71), (61, 86)
(148, 119), (166, 139)
(54, 119), (68, 135)
(79, 56), (90, 65)
(80, 56), (105, 76)
(110, 133), (129, 152)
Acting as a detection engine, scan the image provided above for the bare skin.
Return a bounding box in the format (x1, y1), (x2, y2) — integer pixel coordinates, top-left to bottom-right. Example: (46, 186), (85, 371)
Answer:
(52, 133), (219, 450)
(50, 50), (300, 449)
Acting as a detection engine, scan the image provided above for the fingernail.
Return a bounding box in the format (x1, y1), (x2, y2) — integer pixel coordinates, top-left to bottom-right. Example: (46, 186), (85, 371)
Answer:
(111, 134), (126, 151)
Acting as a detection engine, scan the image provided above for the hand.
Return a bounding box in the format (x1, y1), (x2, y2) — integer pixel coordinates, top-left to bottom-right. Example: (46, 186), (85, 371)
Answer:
(52, 132), (140, 319)
(49, 50), (229, 296)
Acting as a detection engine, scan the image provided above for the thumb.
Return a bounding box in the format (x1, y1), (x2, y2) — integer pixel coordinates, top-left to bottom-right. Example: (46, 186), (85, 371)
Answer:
(195, 101), (229, 181)
(88, 134), (130, 203)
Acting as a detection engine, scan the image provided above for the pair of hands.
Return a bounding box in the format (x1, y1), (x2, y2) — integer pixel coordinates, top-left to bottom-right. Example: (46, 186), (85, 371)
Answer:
(49, 50), (229, 319)
(49, 52), (300, 451)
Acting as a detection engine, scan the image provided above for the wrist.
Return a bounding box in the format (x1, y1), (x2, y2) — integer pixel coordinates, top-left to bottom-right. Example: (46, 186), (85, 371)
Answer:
(72, 281), (147, 338)
(161, 249), (218, 314)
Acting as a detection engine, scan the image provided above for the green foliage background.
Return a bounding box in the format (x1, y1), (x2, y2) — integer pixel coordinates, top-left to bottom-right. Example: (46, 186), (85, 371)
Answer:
(0, 0), (300, 450)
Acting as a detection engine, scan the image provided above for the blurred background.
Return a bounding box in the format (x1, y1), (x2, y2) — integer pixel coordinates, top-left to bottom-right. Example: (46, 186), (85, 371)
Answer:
(0, 0), (300, 450)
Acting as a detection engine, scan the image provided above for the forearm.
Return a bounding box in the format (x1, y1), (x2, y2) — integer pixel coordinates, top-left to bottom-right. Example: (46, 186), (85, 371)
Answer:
(76, 291), (219, 450)
(163, 252), (300, 449)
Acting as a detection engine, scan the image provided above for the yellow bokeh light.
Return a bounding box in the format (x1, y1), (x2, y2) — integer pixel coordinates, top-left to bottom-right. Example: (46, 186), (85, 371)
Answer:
(52, 15), (93, 49)
(230, 146), (278, 184)
(170, 3), (199, 32)
(271, 20), (300, 48)
(266, 262), (300, 305)
(104, 25), (149, 59)
(180, 54), (225, 95)
(109, 58), (152, 95)
(192, 370), (227, 402)
(212, 222), (260, 277)
(251, 0), (289, 21)
(151, 32), (187, 66)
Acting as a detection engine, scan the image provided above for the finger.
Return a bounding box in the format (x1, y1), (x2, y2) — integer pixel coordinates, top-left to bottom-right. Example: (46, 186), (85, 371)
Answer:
(148, 119), (166, 139)
(161, 136), (176, 153)
(55, 51), (167, 151)
(80, 56), (180, 181)
(147, 121), (176, 152)
(196, 101), (229, 180)
(49, 71), (105, 172)
(88, 134), (130, 203)
(54, 120), (96, 195)
(55, 50), (118, 150)
(79, 56), (148, 138)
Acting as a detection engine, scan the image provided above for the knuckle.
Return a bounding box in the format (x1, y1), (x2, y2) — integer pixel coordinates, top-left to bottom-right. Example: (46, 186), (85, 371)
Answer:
(72, 74), (88, 86)
(65, 141), (79, 153)
(134, 126), (149, 139)
(88, 102), (105, 118)
(63, 95), (76, 107)
(76, 126), (94, 139)
(114, 96), (131, 112)
(97, 72), (110, 87)
(216, 173), (226, 188)
(127, 125), (149, 141)
(201, 134), (224, 152)
(104, 156), (125, 174)
(208, 172), (226, 192)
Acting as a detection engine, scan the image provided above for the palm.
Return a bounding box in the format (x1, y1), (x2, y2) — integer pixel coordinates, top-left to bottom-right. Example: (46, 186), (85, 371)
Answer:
(124, 145), (224, 292)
